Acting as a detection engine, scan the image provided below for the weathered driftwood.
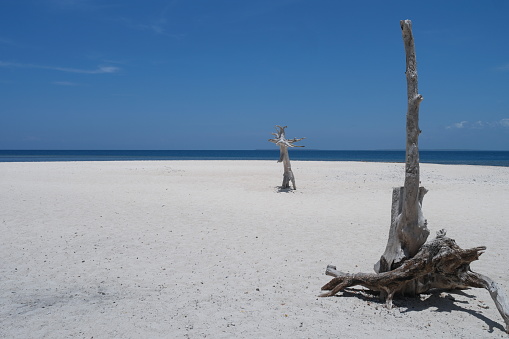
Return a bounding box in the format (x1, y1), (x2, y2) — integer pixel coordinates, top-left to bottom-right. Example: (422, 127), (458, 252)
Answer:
(374, 20), (429, 279)
(320, 230), (509, 333)
(268, 125), (304, 190)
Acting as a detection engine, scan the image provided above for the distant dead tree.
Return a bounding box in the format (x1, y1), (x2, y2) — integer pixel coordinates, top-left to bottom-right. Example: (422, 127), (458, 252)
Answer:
(319, 20), (509, 333)
(268, 125), (305, 190)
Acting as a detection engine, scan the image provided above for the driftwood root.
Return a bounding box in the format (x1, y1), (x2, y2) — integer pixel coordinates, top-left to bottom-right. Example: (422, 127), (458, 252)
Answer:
(321, 231), (509, 333)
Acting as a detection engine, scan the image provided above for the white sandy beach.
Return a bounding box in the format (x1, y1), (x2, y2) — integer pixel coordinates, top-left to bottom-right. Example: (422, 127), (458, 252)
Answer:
(1, 160), (508, 338)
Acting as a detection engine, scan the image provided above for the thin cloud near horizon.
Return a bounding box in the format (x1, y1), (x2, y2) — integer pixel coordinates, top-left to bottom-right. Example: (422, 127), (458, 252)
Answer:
(0, 61), (120, 74)
(52, 81), (81, 86)
(447, 119), (509, 129)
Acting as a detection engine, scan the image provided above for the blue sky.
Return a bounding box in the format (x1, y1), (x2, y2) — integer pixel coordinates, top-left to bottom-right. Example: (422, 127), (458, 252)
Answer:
(1, 0), (508, 150)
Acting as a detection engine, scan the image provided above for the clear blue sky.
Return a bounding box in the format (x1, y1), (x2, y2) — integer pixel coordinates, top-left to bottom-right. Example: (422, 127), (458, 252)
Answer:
(1, 0), (508, 150)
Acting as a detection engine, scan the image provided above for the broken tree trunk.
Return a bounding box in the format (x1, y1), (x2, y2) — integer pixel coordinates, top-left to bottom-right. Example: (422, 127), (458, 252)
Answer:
(268, 125), (305, 190)
(374, 20), (429, 283)
(320, 230), (509, 333)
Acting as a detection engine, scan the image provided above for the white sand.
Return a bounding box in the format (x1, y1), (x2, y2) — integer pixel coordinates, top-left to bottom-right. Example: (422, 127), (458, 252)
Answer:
(1, 160), (508, 338)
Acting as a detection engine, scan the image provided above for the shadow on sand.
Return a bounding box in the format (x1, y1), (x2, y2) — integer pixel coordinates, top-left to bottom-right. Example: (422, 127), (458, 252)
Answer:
(275, 186), (295, 193)
(333, 288), (504, 333)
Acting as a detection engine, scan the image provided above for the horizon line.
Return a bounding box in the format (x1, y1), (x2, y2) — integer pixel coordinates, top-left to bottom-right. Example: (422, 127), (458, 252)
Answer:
(1, 149), (509, 152)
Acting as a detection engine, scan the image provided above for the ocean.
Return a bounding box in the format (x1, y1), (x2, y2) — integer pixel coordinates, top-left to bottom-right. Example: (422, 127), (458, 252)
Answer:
(1, 150), (509, 166)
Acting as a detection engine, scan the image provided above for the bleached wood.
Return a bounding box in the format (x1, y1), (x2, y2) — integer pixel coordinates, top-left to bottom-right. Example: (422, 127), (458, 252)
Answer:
(268, 125), (304, 190)
(321, 231), (509, 333)
(476, 273), (509, 333)
(374, 20), (429, 277)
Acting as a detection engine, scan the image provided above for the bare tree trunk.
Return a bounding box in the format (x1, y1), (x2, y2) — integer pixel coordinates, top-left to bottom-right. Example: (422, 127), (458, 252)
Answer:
(268, 125), (305, 190)
(279, 145), (295, 189)
(374, 20), (429, 280)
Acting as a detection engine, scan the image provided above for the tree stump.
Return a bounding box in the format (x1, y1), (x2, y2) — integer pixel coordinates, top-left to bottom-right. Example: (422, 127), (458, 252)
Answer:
(268, 125), (305, 190)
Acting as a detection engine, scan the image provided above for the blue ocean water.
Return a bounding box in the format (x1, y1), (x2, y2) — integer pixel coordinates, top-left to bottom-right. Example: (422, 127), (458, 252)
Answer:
(1, 150), (509, 166)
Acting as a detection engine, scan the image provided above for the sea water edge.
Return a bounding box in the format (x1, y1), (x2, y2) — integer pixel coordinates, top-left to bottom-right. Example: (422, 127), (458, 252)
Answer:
(0, 150), (508, 166)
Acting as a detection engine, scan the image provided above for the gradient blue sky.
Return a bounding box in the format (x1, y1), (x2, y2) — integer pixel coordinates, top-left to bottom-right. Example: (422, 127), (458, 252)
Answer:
(1, 0), (508, 150)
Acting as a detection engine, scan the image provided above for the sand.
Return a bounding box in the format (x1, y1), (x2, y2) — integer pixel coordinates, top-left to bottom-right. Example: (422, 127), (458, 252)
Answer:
(1, 160), (508, 338)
